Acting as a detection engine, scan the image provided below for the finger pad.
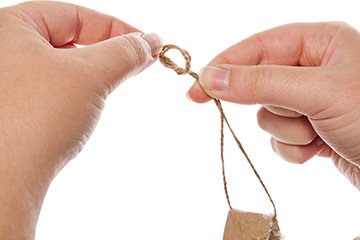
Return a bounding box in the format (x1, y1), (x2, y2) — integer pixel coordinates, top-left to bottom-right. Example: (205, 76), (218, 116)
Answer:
(188, 82), (211, 103)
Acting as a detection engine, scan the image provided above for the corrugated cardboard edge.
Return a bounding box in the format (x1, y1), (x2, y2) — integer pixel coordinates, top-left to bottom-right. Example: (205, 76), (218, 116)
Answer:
(223, 209), (282, 240)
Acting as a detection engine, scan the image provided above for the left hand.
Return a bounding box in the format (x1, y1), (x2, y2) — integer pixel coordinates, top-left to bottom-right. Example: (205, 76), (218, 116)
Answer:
(0, 2), (162, 239)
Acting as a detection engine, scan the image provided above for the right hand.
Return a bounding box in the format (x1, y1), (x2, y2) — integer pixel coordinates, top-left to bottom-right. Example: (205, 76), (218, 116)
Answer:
(188, 22), (360, 190)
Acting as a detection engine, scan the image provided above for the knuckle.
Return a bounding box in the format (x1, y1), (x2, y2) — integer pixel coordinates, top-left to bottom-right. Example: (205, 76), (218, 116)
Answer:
(122, 34), (150, 69)
(288, 146), (310, 164)
(256, 107), (269, 131)
(274, 140), (310, 164)
(299, 118), (317, 145)
(328, 21), (351, 30)
(327, 21), (357, 39)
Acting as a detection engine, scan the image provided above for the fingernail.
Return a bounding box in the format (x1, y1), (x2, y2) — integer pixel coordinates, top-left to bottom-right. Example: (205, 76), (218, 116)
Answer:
(141, 33), (163, 58)
(199, 66), (229, 91)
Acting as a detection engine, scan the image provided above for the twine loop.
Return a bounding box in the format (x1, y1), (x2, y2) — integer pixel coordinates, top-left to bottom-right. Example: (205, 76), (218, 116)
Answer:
(159, 44), (199, 79)
(159, 44), (191, 75)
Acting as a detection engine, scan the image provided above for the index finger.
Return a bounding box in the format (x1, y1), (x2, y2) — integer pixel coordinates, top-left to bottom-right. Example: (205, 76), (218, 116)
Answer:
(13, 1), (139, 47)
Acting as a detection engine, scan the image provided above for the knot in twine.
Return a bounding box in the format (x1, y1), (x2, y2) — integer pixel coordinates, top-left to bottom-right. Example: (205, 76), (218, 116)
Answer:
(158, 44), (280, 237)
(159, 44), (199, 79)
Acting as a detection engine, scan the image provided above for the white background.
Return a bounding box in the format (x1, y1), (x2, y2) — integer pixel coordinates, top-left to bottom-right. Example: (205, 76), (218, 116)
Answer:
(1, 0), (360, 239)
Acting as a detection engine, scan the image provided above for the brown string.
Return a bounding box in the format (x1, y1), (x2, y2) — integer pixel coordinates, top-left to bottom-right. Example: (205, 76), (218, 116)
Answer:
(158, 44), (279, 225)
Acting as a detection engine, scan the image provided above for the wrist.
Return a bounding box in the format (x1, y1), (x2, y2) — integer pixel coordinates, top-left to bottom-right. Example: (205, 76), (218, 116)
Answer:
(0, 147), (64, 240)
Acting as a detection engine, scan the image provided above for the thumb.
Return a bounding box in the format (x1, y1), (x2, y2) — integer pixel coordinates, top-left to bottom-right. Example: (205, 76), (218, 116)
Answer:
(198, 64), (335, 116)
(73, 32), (162, 93)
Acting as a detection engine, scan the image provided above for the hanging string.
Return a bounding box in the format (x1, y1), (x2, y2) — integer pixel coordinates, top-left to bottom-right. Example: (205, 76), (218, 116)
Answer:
(159, 45), (231, 208)
(158, 44), (278, 222)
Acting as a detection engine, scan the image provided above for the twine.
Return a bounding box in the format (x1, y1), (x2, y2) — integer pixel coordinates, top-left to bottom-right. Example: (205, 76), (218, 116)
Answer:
(159, 44), (280, 237)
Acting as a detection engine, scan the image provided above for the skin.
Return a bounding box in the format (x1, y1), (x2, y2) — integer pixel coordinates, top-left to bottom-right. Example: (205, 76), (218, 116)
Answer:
(188, 22), (360, 191)
(0, 1), (161, 239)
(0, 1), (358, 239)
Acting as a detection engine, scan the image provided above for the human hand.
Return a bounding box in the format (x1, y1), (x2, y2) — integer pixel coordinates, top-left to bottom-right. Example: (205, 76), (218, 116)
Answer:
(188, 22), (360, 190)
(0, 1), (161, 239)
